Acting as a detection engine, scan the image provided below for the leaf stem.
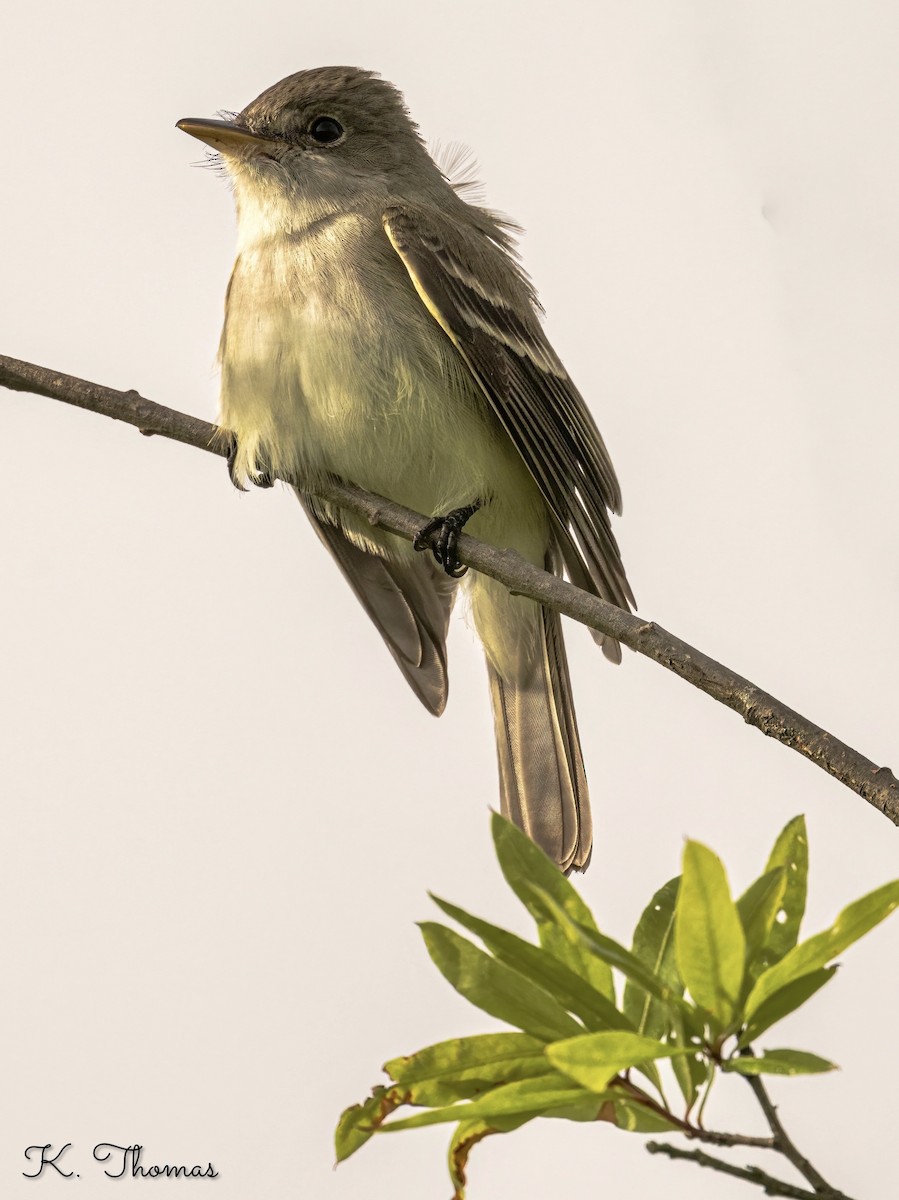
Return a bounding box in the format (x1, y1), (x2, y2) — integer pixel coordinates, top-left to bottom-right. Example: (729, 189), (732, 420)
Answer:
(694, 1059), (716, 1130)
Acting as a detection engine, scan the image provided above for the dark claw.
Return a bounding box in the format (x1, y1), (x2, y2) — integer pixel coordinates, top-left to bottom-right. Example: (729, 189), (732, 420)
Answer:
(225, 434), (248, 492)
(413, 503), (480, 577)
(224, 433), (275, 491)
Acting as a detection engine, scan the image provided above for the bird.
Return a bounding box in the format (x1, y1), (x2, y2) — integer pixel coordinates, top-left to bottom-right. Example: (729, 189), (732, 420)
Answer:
(177, 67), (634, 872)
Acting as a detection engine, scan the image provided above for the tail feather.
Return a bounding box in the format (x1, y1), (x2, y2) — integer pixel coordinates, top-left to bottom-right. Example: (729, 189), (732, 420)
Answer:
(487, 603), (591, 873)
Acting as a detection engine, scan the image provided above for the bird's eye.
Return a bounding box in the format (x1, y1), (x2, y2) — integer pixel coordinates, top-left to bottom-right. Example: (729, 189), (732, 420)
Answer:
(309, 116), (344, 144)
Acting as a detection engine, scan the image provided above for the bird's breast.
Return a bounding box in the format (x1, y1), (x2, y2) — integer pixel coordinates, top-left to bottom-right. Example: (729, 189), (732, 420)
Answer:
(218, 216), (503, 514)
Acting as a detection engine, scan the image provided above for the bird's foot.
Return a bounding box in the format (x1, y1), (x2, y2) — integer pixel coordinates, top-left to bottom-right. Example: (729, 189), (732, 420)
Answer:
(224, 433), (274, 492)
(413, 502), (480, 577)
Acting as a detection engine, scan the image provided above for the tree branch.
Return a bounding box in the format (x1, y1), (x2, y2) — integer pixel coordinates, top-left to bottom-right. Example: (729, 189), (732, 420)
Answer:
(744, 1074), (848, 1198)
(645, 1051), (852, 1198)
(3, 352), (898, 827)
(645, 1142), (849, 1200)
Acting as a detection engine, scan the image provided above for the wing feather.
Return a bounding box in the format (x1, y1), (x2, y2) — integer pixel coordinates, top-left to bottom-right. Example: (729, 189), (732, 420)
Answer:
(297, 492), (457, 715)
(384, 206), (634, 653)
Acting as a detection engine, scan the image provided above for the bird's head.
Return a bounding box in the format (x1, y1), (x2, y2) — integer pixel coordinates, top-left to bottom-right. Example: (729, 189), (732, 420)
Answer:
(178, 66), (444, 232)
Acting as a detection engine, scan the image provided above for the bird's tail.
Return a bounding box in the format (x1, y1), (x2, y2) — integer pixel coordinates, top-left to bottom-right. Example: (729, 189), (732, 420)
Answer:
(486, 602), (592, 873)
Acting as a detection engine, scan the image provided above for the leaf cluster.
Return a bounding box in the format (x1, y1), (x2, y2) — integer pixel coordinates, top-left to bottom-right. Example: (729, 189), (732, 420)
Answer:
(336, 814), (899, 1198)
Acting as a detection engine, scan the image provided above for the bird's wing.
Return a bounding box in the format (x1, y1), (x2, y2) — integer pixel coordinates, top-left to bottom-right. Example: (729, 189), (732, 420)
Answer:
(383, 206), (634, 661)
(297, 492), (457, 715)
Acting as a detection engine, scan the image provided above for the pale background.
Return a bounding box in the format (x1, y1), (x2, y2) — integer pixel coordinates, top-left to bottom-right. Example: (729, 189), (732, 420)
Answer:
(2, 2), (898, 1197)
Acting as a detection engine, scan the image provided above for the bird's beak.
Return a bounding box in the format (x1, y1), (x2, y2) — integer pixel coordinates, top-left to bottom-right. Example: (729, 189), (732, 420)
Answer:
(176, 117), (278, 155)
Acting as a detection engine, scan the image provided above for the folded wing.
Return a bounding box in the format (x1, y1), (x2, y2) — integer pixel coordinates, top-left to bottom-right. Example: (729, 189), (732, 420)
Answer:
(383, 205), (634, 660)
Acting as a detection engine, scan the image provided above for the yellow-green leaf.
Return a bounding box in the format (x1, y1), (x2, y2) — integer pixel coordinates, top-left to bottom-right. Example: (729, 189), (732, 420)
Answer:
(724, 1049), (837, 1076)
(419, 923), (583, 1042)
(612, 1100), (682, 1133)
(623, 877), (682, 1040)
(764, 816), (809, 963)
(381, 1074), (602, 1130)
(525, 887), (701, 1032)
(737, 967), (837, 1048)
(546, 1031), (690, 1094)
(676, 841), (745, 1027)
(384, 1032), (548, 1106)
(737, 867), (787, 987)
(430, 895), (631, 1033)
(745, 879), (899, 1020)
(668, 1011), (709, 1107)
(448, 1117), (530, 1200)
(335, 1086), (402, 1162)
(491, 813), (614, 999)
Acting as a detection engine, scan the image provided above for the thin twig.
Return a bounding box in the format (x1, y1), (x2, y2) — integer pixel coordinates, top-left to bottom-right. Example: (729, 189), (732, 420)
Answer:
(687, 1127), (776, 1150)
(645, 1142), (849, 1200)
(3, 352), (898, 827)
(618, 1076), (775, 1149)
(745, 1075), (849, 1199)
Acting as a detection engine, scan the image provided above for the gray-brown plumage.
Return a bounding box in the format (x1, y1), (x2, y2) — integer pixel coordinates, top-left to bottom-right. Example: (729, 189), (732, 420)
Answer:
(178, 67), (634, 871)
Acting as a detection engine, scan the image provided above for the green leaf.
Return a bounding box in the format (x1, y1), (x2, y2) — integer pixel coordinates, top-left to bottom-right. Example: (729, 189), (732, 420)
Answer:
(724, 1049), (837, 1076)
(448, 1117), (531, 1200)
(419, 923), (583, 1042)
(676, 841), (746, 1027)
(764, 815), (809, 964)
(524, 886), (702, 1031)
(539, 925), (615, 1005)
(430, 895), (631, 1034)
(668, 1012), (709, 1107)
(745, 879), (899, 1020)
(623, 877), (682, 1040)
(491, 813), (614, 1000)
(546, 1031), (690, 1094)
(381, 1073), (605, 1130)
(612, 1100), (683, 1133)
(384, 1033), (548, 1106)
(334, 1086), (402, 1162)
(386, 1032), (542, 1086)
(670, 1046), (709, 1108)
(542, 1098), (619, 1123)
(619, 877), (710, 1104)
(737, 967), (837, 1048)
(737, 867), (787, 987)
(491, 812), (597, 930)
